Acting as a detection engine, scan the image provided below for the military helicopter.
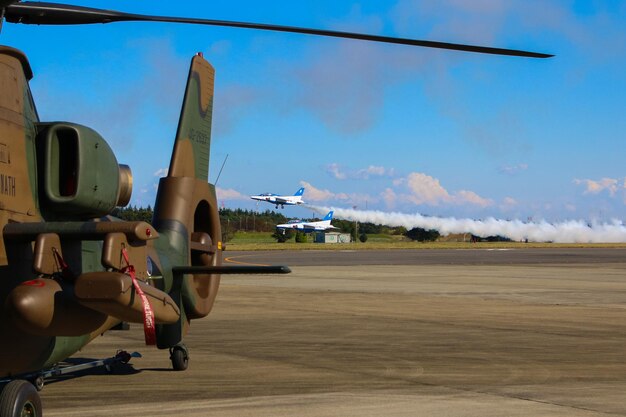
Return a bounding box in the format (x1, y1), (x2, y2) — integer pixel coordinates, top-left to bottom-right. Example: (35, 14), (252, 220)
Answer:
(0, 2), (552, 416)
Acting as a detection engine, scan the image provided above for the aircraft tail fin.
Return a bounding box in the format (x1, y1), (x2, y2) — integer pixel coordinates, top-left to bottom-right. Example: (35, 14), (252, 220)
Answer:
(294, 187), (305, 197)
(323, 211), (334, 221)
(152, 53), (222, 343)
(167, 53), (214, 181)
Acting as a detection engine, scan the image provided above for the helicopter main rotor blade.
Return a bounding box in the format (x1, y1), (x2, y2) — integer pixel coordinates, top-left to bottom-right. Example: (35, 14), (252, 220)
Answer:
(4, 2), (553, 58)
(0, 0), (19, 7)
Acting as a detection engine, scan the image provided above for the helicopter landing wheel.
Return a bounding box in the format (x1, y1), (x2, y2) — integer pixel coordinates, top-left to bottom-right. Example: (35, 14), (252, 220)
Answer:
(0, 380), (42, 417)
(169, 344), (189, 371)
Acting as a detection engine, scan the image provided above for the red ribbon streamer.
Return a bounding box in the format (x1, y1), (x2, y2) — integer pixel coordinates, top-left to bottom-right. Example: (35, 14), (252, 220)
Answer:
(53, 248), (73, 280)
(121, 248), (156, 345)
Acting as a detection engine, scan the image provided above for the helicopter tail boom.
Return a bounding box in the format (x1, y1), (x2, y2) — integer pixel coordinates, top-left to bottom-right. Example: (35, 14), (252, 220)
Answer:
(151, 53), (223, 349)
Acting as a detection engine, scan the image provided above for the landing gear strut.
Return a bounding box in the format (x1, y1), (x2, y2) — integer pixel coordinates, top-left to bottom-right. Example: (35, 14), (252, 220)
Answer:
(0, 350), (140, 417)
(0, 380), (41, 417)
(169, 344), (189, 371)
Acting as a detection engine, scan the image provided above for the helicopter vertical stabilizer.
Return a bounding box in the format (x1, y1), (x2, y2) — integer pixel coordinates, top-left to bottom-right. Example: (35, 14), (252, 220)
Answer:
(152, 54), (222, 350)
(168, 53), (214, 180)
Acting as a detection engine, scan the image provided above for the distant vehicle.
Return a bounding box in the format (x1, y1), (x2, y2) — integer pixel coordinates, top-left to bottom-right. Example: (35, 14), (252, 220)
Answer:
(251, 187), (305, 209)
(276, 211), (338, 233)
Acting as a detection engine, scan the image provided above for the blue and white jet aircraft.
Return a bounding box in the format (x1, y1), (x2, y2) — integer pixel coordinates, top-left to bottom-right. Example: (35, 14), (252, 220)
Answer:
(251, 187), (305, 209)
(276, 211), (338, 233)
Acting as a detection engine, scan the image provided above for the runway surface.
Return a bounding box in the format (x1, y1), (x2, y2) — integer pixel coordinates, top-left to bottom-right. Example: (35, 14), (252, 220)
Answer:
(225, 247), (626, 266)
(42, 248), (626, 416)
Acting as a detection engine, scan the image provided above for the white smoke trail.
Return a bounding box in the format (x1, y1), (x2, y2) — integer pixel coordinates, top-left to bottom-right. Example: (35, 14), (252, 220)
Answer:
(308, 206), (626, 243)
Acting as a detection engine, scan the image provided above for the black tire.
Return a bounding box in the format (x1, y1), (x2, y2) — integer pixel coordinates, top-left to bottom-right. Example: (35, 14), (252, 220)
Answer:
(170, 347), (188, 371)
(0, 380), (42, 417)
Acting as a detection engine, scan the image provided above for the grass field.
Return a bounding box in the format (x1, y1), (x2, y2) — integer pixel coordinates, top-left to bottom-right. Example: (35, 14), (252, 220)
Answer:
(230, 231), (276, 243)
(225, 232), (626, 251)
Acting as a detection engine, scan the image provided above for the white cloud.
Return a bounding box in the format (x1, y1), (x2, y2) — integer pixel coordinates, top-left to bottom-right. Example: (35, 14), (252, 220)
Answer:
(292, 41), (390, 134)
(405, 173), (451, 205)
(502, 197), (517, 207)
(392, 178), (405, 187)
(573, 177), (623, 196)
(499, 196), (518, 212)
(399, 172), (494, 208)
(456, 190), (493, 208)
(325, 163), (397, 180)
(326, 163), (347, 180)
(299, 181), (345, 201)
(499, 163), (528, 176)
(381, 188), (398, 209)
(153, 167), (168, 177)
(355, 165), (397, 179)
(216, 187), (247, 201)
(299, 181), (374, 207)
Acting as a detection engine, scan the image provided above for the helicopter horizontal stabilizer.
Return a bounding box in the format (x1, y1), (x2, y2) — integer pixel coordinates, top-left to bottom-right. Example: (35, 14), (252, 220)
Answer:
(2, 220), (159, 242)
(172, 265), (291, 275)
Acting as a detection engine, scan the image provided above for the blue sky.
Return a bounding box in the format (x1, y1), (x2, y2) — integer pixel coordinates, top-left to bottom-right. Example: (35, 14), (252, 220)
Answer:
(3, 0), (626, 222)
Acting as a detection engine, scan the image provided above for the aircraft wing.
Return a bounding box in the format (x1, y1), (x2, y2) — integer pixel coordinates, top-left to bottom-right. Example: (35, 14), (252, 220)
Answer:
(318, 225), (340, 231)
(274, 197), (289, 204)
(277, 223), (301, 229)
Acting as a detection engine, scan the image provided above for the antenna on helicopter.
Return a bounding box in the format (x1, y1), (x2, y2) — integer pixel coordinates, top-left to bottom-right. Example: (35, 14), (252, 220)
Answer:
(0, 8), (5, 33)
(214, 153), (229, 187)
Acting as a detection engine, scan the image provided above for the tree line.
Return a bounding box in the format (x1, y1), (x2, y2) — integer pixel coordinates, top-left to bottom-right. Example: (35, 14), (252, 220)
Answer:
(115, 206), (509, 243)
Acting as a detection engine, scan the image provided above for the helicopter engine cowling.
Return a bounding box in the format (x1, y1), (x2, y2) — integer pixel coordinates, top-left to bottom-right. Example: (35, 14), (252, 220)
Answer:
(35, 122), (132, 219)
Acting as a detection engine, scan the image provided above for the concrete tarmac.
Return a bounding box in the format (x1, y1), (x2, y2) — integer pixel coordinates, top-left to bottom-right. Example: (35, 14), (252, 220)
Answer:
(42, 249), (626, 416)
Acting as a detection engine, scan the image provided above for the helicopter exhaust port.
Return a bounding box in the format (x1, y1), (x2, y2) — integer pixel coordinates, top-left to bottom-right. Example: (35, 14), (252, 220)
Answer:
(36, 122), (131, 219)
(116, 164), (133, 207)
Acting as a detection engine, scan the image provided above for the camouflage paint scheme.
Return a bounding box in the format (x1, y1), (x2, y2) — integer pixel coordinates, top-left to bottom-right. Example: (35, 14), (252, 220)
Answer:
(0, 46), (222, 376)
(152, 55), (222, 347)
